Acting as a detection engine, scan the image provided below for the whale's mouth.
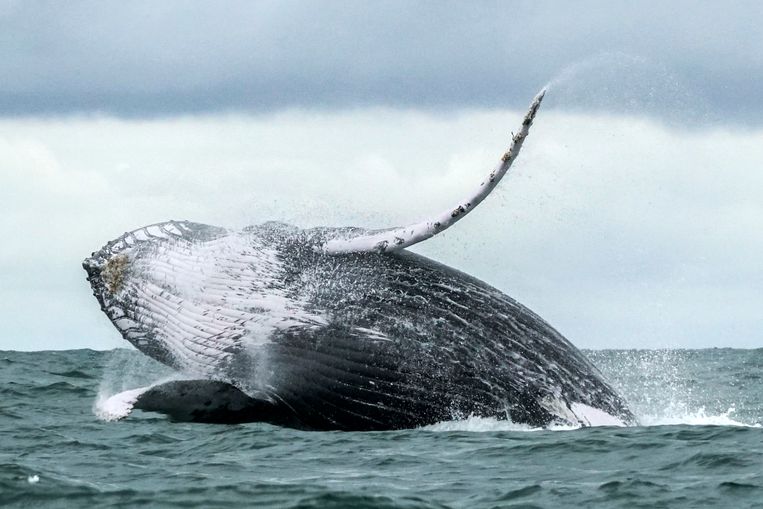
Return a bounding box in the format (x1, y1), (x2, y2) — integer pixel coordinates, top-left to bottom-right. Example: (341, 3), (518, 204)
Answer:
(82, 254), (109, 309)
(82, 251), (107, 284)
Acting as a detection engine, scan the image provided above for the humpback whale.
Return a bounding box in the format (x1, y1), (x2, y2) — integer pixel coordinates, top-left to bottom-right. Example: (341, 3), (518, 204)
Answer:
(85, 90), (636, 429)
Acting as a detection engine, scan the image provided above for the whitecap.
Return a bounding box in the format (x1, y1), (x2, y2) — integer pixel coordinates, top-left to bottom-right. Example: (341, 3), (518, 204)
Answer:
(637, 406), (761, 428)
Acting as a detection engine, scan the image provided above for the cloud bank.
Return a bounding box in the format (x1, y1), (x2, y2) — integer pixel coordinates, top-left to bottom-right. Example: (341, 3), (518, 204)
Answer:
(1, 1), (761, 124)
(1, 108), (761, 350)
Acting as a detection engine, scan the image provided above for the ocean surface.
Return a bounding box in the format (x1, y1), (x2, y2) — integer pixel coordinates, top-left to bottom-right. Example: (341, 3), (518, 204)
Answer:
(1, 348), (761, 508)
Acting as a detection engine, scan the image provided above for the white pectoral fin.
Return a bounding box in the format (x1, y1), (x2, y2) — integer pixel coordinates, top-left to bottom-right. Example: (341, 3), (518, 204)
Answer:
(94, 385), (153, 421)
(322, 88), (546, 254)
(569, 402), (627, 427)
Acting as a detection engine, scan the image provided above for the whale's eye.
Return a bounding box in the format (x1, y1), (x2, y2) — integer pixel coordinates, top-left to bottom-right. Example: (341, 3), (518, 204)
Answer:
(101, 254), (130, 293)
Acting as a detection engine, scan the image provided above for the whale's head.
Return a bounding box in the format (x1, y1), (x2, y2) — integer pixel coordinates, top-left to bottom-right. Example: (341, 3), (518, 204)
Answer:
(82, 220), (325, 376)
(83, 221), (233, 367)
(83, 226), (171, 363)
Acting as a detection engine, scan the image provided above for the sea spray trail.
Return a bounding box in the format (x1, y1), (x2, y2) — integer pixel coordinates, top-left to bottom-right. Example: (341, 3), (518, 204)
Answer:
(2, 348), (762, 508)
(543, 51), (711, 125)
(588, 349), (763, 428)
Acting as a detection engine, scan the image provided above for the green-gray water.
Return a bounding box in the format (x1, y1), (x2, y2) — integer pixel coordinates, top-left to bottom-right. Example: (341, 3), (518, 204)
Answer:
(2, 349), (761, 508)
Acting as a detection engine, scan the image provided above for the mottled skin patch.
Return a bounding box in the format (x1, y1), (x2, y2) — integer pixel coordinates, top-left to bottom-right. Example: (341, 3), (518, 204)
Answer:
(102, 254), (129, 293)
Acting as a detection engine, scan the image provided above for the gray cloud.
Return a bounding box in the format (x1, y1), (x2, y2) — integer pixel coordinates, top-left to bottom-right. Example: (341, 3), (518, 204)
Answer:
(1, 1), (762, 123)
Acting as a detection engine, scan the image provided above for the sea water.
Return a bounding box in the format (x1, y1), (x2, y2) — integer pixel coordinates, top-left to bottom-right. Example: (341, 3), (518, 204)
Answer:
(1, 348), (761, 508)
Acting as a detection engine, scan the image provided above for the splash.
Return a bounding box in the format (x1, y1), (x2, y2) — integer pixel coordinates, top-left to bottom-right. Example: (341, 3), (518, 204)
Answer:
(639, 406), (761, 428)
(587, 349), (761, 429)
(421, 409), (759, 433)
(421, 415), (575, 433)
(420, 348), (763, 432)
(421, 403), (625, 432)
(545, 51), (710, 125)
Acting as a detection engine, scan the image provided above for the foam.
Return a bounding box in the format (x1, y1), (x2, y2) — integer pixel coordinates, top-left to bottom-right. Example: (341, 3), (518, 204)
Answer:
(420, 406), (759, 432)
(421, 416), (579, 433)
(638, 406), (761, 428)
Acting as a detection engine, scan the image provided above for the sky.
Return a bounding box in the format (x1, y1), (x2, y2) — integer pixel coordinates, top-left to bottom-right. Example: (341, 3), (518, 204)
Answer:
(1, 1), (761, 350)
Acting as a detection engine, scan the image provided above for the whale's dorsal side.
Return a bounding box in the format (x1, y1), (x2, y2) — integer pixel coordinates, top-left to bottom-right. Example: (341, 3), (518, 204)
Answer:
(321, 88), (546, 255)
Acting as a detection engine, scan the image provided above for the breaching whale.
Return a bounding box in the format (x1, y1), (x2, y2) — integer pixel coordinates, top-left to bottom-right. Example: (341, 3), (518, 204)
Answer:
(85, 90), (636, 429)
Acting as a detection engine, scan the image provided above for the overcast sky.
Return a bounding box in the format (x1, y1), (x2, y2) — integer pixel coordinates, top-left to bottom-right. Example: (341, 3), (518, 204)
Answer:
(1, 1), (761, 350)
(1, 1), (762, 123)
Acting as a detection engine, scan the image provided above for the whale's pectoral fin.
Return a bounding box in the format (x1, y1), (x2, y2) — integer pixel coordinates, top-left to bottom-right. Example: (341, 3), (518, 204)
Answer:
(96, 380), (302, 426)
(129, 379), (300, 426)
(321, 88), (546, 255)
(94, 385), (153, 421)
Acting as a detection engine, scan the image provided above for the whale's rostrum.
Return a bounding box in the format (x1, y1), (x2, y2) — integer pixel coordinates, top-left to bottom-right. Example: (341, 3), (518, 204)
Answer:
(84, 90), (636, 429)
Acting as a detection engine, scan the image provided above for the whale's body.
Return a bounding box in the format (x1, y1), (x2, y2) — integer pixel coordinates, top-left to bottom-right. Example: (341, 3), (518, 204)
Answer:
(84, 90), (636, 429)
(85, 220), (634, 429)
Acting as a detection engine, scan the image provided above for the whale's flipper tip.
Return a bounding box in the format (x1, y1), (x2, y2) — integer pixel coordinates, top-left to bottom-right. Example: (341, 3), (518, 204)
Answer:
(94, 386), (152, 421)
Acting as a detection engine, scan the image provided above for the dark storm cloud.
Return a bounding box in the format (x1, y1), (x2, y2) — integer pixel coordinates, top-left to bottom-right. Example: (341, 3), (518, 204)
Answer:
(1, 0), (761, 122)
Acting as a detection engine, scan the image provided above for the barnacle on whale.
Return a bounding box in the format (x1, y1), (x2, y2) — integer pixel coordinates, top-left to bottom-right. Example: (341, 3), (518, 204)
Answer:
(101, 254), (129, 293)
